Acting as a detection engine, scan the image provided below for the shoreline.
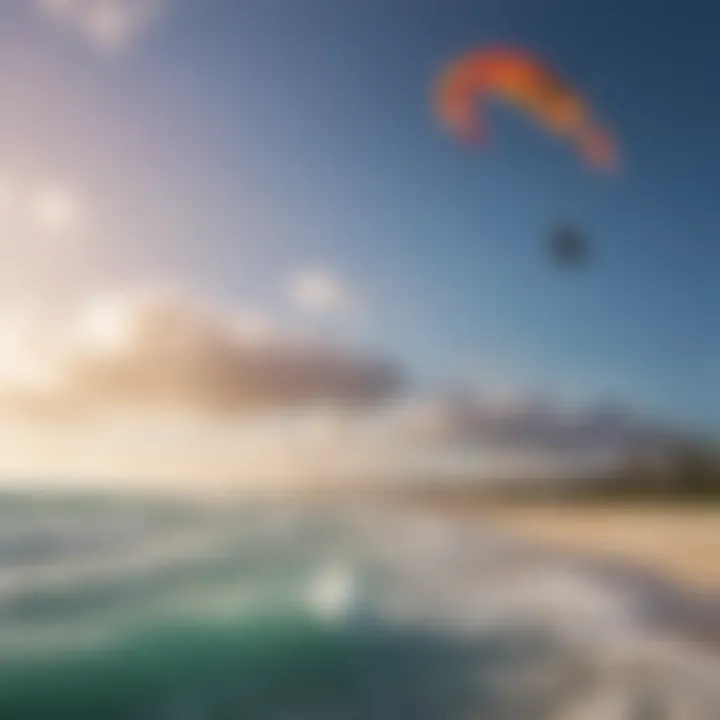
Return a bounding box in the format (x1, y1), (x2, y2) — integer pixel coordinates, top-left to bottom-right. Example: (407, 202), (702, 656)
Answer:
(473, 503), (720, 594)
(431, 500), (720, 654)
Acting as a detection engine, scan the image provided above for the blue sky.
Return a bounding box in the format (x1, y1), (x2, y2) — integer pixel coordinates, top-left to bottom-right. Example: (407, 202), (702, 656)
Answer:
(1, 0), (718, 435)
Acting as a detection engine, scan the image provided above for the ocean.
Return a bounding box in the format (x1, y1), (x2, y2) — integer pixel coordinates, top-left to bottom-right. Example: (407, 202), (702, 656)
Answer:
(0, 492), (717, 719)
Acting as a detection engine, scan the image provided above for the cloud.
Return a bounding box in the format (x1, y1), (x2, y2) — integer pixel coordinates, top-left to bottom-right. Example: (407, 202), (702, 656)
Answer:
(0, 286), (402, 415)
(289, 267), (356, 317)
(390, 391), (669, 475)
(33, 0), (165, 52)
(28, 183), (85, 238)
(0, 285), (678, 489)
(0, 175), (86, 241)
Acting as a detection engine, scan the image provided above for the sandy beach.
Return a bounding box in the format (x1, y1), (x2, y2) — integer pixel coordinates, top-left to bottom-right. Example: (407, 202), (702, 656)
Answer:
(478, 504), (720, 593)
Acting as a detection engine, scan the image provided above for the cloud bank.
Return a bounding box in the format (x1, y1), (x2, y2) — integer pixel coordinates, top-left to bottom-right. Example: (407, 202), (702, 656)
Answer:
(0, 285), (676, 488)
(396, 393), (657, 456)
(0, 286), (402, 415)
(382, 392), (675, 484)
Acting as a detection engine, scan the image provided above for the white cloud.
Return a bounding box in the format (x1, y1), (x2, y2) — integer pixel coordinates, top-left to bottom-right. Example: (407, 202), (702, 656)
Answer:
(34, 0), (165, 52)
(0, 175), (86, 243)
(289, 267), (356, 317)
(28, 183), (85, 238)
(0, 285), (401, 415)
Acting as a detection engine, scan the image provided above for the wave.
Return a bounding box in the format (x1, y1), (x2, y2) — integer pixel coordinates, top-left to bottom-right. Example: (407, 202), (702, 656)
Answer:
(0, 493), (718, 718)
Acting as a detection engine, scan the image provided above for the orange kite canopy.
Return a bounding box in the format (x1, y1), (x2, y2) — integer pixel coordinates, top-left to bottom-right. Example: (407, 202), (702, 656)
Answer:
(433, 45), (618, 171)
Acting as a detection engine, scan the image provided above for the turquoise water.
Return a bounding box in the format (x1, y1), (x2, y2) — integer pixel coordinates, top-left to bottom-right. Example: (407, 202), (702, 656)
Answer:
(0, 494), (717, 719)
(3, 617), (541, 718)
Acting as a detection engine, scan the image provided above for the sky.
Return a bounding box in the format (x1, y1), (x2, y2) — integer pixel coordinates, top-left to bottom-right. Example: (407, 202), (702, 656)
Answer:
(0, 0), (716, 488)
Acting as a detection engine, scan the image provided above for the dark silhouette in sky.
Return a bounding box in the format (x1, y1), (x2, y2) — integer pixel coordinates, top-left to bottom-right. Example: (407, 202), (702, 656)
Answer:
(548, 223), (590, 267)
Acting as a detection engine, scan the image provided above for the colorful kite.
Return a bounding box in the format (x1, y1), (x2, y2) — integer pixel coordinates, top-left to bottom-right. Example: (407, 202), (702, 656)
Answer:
(434, 45), (618, 170)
